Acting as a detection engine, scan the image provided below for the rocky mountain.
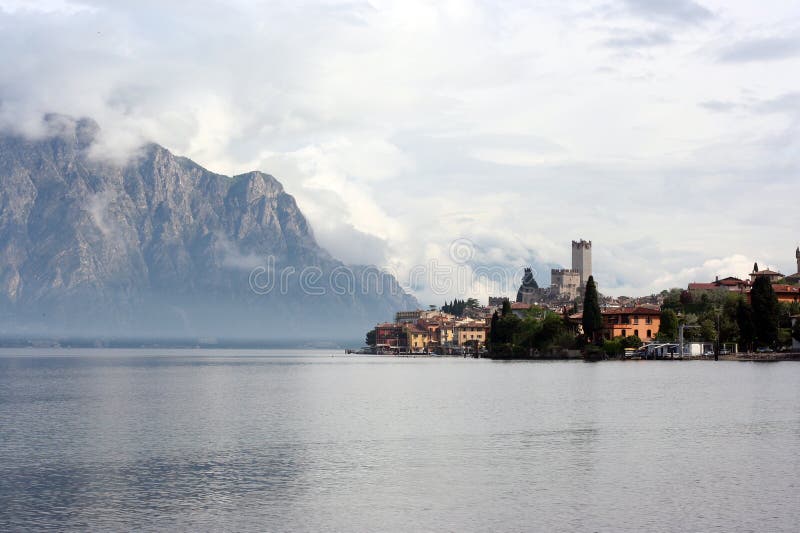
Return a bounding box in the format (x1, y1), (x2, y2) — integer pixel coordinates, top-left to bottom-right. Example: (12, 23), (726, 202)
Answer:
(0, 115), (417, 341)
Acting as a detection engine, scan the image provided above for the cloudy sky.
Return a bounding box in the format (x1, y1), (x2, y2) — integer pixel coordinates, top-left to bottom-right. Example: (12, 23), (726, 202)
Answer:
(1, 0), (798, 303)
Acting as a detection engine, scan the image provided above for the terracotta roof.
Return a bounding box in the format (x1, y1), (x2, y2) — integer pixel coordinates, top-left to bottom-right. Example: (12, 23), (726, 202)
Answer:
(510, 302), (531, 310)
(688, 283), (718, 290)
(753, 269), (784, 276)
(602, 306), (661, 316)
(772, 284), (800, 293)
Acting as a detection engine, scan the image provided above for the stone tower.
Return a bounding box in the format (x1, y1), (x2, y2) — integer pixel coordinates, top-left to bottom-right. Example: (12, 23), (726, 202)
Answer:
(796, 246), (799, 274)
(571, 239), (592, 289)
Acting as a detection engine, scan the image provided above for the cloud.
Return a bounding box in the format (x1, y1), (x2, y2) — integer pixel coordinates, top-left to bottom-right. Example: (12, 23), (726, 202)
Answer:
(604, 30), (672, 49)
(752, 92), (800, 115)
(699, 100), (738, 112)
(213, 233), (264, 271)
(1, 0), (798, 302)
(618, 0), (713, 25)
(718, 37), (800, 63)
(653, 254), (754, 288)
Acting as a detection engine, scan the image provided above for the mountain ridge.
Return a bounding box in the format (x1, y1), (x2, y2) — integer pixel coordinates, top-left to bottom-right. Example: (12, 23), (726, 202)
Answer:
(0, 115), (417, 340)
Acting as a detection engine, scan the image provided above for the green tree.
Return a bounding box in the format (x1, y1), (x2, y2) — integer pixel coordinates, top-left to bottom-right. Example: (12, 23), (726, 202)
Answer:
(750, 276), (779, 346)
(365, 329), (376, 346)
(657, 309), (678, 341)
(501, 299), (512, 317)
(620, 335), (643, 349)
(792, 319), (800, 343)
(736, 299), (756, 351)
(582, 275), (602, 343)
(489, 311), (500, 345)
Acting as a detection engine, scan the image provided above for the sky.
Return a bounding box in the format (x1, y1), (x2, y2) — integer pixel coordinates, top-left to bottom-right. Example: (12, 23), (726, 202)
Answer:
(1, 0), (799, 305)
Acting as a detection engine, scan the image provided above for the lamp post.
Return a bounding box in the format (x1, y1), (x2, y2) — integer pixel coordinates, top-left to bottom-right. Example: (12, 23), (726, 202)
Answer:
(715, 306), (721, 361)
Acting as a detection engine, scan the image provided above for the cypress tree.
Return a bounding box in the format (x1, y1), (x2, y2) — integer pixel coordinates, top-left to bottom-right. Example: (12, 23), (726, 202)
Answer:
(736, 299), (756, 351)
(750, 275), (779, 346)
(582, 275), (602, 342)
(489, 310), (499, 345)
(501, 299), (512, 317)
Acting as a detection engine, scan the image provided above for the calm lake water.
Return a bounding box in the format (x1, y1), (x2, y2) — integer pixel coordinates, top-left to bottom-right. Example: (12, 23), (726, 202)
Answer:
(1, 350), (798, 532)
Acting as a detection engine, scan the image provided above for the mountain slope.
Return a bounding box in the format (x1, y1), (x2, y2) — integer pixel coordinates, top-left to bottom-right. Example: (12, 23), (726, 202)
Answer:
(0, 115), (417, 340)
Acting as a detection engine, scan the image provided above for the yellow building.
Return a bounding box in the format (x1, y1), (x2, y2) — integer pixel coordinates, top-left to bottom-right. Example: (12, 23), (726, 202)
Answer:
(454, 319), (488, 347)
(403, 324), (430, 352)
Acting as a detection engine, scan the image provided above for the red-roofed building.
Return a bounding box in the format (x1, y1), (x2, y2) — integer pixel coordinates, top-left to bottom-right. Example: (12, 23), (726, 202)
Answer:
(569, 307), (661, 342)
(601, 307), (661, 341)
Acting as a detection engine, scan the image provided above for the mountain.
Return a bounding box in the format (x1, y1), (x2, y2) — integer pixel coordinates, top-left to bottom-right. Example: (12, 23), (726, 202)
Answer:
(0, 115), (417, 342)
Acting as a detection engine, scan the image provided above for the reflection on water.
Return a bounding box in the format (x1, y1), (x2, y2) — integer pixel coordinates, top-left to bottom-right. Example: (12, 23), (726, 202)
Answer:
(1, 351), (799, 531)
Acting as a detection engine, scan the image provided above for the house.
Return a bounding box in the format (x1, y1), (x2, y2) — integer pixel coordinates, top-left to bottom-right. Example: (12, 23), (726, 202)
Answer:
(772, 284), (800, 304)
(453, 318), (488, 347)
(510, 302), (532, 318)
(567, 306), (661, 342)
(374, 323), (405, 351)
(601, 306), (661, 342)
(403, 323), (430, 352)
(749, 262), (784, 283)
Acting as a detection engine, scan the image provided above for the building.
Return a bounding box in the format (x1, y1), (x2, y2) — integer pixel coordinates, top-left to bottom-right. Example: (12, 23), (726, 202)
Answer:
(772, 284), (800, 304)
(516, 267), (540, 304)
(784, 247), (800, 284)
(488, 296), (509, 307)
(571, 239), (592, 289)
(688, 276), (748, 293)
(550, 269), (581, 300)
(395, 310), (423, 323)
(403, 324), (430, 352)
(749, 262), (784, 283)
(375, 323), (405, 351)
(601, 307), (660, 342)
(453, 318), (488, 347)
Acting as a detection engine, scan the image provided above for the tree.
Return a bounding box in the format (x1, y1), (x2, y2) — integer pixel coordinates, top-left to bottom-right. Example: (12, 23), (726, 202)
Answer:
(750, 275), (779, 346)
(657, 309), (678, 341)
(501, 299), (512, 317)
(736, 299), (756, 351)
(620, 335), (643, 349)
(489, 311), (499, 345)
(792, 318), (800, 343)
(582, 275), (602, 343)
(365, 329), (376, 346)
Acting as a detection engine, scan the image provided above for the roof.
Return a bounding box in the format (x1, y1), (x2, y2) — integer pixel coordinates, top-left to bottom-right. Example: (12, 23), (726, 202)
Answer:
(688, 283), (718, 291)
(772, 284), (800, 294)
(601, 306), (661, 316)
(753, 269), (784, 276)
(510, 302), (532, 310)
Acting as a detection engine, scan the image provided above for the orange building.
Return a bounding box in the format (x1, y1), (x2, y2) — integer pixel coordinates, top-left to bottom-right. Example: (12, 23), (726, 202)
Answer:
(771, 284), (800, 304)
(601, 307), (661, 342)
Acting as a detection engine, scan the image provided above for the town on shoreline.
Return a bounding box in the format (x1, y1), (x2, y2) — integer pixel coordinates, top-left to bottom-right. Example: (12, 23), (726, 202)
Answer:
(362, 239), (800, 361)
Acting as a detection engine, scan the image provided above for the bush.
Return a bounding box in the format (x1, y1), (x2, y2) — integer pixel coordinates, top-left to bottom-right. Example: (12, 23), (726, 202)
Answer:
(602, 339), (623, 357)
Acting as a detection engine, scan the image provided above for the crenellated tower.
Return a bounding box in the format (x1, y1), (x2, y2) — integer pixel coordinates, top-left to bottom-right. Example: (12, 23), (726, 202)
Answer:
(571, 239), (592, 290)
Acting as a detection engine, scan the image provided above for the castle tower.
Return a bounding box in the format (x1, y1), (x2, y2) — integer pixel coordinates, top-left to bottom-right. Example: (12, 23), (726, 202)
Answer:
(571, 239), (592, 289)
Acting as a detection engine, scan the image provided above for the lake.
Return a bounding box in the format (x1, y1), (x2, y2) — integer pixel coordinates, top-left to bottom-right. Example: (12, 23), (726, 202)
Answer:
(1, 350), (798, 531)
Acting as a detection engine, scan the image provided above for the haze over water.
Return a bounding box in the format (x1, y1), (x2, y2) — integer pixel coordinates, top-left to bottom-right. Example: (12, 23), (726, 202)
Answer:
(1, 350), (798, 531)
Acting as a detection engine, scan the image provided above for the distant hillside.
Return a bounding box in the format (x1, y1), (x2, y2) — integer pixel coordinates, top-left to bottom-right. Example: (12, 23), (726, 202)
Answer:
(0, 115), (417, 341)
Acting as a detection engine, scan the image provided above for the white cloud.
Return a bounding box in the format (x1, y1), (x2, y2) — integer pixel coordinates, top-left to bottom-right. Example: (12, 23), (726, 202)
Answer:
(2, 0), (800, 303)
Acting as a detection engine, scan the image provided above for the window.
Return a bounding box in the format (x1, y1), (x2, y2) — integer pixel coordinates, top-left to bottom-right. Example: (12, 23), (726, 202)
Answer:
(621, 330), (627, 337)
(634, 330), (638, 338)
(646, 317), (652, 324)
(647, 329), (652, 338)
